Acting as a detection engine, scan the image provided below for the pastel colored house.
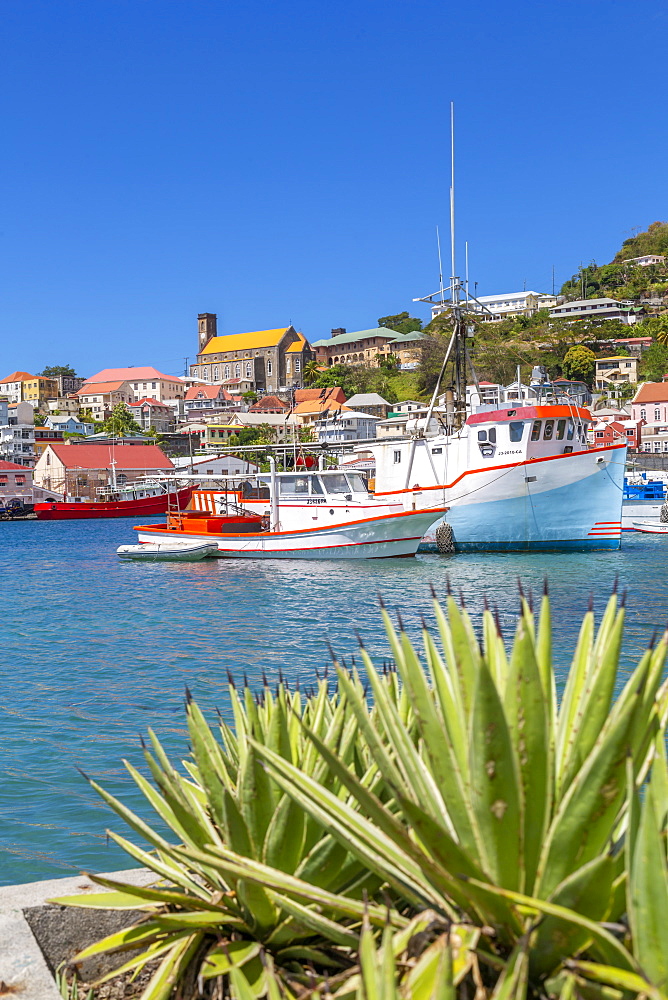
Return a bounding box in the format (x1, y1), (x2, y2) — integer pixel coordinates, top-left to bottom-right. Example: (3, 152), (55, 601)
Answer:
(33, 443), (174, 496)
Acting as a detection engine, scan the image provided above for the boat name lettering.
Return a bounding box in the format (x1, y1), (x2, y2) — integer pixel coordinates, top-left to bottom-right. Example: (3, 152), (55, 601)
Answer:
(306, 498), (327, 505)
(497, 449), (522, 456)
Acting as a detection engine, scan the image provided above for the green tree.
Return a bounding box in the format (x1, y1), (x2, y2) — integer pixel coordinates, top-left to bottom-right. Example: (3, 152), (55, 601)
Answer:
(639, 341), (668, 382)
(242, 391), (258, 403)
(561, 344), (596, 384)
(302, 359), (322, 385)
(38, 364), (78, 379)
(102, 402), (141, 437)
(377, 311), (423, 335)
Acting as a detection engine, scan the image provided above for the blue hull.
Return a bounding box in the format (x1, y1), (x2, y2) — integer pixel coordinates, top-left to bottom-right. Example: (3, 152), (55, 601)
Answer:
(419, 464), (623, 553)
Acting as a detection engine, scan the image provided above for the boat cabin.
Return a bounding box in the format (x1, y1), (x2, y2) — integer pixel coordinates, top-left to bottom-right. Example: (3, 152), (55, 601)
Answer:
(466, 405), (592, 463)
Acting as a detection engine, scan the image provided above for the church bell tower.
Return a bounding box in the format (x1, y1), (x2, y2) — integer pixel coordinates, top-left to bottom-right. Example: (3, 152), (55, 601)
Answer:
(198, 313), (217, 353)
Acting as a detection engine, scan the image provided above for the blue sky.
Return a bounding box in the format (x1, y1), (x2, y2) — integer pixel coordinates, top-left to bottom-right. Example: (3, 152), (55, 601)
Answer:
(2, 0), (666, 377)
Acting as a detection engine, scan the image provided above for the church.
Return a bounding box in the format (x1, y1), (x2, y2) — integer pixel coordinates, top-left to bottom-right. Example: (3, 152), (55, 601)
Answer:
(190, 314), (314, 394)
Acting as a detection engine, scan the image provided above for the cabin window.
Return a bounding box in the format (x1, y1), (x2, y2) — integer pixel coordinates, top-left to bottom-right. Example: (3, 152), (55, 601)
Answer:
(567, 421), (575, 440)
(556, 419), (566, 440)
(543, 420), (555, 440)
(509, 422), (524, 442)
(393, 450), (401, 463)
(477, 428), (496, 443)
(531, 421), (541, 441)
(279, 477), (310, 496)
(311, 476), (324, 495)
(322, 473), (350, 494)
(346, 473), (368, 493)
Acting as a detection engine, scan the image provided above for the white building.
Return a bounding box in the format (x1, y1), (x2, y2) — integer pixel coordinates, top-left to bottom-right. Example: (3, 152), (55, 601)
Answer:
(78, 367), (185, 404)
(550, 298), (643, 325)
(417, 291), (556, 322)
(315, 410), (380, 444)
(622, 255), (666, 267)
(0, 401), (35, 467)
(0, 371), (34, 405)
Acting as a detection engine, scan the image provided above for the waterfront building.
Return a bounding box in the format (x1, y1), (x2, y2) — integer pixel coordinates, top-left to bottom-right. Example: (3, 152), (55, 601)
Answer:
(594, 356), (639, 391)
(190, 314), (314, 392)
(0, 401), (35, 467)
(33, 443), (174, 495)
(550, 298), (644, 325)
(315, 410), (380, 444)
(79, 367), (185, 404)
(0, 459), (32, 502)
(344, 393), (391, 418)
(311, 327), (410, 367)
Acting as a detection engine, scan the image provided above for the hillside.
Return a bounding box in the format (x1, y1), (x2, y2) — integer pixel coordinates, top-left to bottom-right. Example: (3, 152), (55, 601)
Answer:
(560, 221), (668, 303)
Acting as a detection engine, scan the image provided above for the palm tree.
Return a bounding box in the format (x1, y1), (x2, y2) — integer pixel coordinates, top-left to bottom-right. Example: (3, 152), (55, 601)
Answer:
(303, 359), (322, 385)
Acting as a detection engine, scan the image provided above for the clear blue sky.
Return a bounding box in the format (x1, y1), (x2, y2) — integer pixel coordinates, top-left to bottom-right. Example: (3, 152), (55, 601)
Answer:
(2, 0), (666, 377)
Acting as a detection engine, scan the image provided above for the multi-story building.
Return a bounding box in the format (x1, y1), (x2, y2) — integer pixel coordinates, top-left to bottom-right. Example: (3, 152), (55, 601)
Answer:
(0, 401), (36, 467)
(79, 367), (185, 403)
(45, 415), (95, 436)
(0, 371), (34, 404)
(128, 398), (175, 433)
(315, 410), (380, 444)
(21, 376), (59, 410)
(190, 314), (314, 393)
(33, 443), (174, 495)
(344, 393), (391, 418)
(416, 291), (557, 322)
(76, 380), (134, 420)
(550, 298), (644, 325)
(183, 384), (238, 421)
(312, 327), (410, 367)
(594, 356), (639, 391)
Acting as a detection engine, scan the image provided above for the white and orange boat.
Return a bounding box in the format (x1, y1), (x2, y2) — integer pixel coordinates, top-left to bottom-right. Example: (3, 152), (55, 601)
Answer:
(129, 464), (446, 559)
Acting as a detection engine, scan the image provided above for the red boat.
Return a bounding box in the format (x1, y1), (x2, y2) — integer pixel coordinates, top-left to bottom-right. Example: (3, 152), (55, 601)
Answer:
(34, 484), (194, 520)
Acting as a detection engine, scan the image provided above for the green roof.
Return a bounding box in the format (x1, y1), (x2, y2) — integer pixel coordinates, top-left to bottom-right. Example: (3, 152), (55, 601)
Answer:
(390, 331), (426, 344)
(311, 327), (406, 348)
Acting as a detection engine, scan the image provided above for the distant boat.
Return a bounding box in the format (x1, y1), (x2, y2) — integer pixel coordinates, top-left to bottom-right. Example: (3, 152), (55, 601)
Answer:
(34, 482), (193, 520)
(632, 519), (668, 534)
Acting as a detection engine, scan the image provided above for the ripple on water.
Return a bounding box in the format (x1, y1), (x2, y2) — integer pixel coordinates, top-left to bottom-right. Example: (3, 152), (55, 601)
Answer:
(1, 518), (667, 884)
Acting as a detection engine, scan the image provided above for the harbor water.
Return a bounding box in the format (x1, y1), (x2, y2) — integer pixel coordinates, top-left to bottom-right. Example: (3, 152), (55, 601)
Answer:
(1, 517), (667, 886)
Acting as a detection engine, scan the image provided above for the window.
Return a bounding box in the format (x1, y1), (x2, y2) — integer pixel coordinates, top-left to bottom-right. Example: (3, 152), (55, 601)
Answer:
(641, 409), (646, 420)
(596, 431), (604, 438)
(531, 421), (541, 441)
(393, 450), (401, 463)
(213, 366), (219, 381)
(295, 358), (301, 373)
(509, 422), (524, 442)
(235, 363), (241, 378)
(324, 473), (350, 493)
(543, 420), (555, 440)
(556, 419), (566, 440)
(347, 473), (368, 493)
(224, 365), (230, 379)
(477, 428), (496, 443)
(286, 358), (291, 374)
(566, 421), (575, 441)
(656, 409), (661, 420)
(246, 363), (252, 379)
(267, 360), (273, 375)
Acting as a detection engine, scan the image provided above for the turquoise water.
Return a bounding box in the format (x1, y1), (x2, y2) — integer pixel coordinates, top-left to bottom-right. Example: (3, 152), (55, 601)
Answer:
(1, 518), (667, 886)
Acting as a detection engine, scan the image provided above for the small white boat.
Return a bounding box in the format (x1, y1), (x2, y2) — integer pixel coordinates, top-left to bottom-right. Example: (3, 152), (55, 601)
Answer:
(117, 540), (219, 561)
(632, 519), (668, 534)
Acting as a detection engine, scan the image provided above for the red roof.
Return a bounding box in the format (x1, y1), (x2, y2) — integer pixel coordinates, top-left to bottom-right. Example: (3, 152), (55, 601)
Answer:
(43, 444), (174, 470)
(0, 371), (34, 383)
(76, 381), (129, 394)
(83, 367), (183, 384)
(294, 387), (346, 405)
(0, 459), (31, 471)
(633, 383), (668, 405)
(249, 395), (289, 412)
(184, 385), (232, 401)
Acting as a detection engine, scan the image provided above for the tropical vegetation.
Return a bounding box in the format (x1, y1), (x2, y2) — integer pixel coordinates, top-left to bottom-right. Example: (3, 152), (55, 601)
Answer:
(55, 589), (668, 1000)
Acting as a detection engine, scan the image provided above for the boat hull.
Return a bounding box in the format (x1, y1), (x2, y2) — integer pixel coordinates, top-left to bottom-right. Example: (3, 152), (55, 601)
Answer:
(415, 447), (625, 552)
(134, 508), (444, 559)
(34, 487), (194, 520)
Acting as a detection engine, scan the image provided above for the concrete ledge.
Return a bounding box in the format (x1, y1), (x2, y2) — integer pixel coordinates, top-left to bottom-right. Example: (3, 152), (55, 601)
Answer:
(0, 869), (156, 1000)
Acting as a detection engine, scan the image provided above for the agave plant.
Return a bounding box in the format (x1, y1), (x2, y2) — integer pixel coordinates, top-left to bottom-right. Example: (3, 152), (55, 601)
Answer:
(54, 676), (401, 998)
(250, 589), (668, 994)
(54, 590), (668, 999)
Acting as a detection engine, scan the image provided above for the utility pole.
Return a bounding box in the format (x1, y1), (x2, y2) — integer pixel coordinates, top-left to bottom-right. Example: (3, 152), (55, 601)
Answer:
(552, 265), (555, 296)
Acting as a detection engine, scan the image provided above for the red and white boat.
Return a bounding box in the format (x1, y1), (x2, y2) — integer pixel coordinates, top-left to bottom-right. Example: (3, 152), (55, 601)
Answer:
(130, 465), (445, 559)
(34, 481), (193, 520)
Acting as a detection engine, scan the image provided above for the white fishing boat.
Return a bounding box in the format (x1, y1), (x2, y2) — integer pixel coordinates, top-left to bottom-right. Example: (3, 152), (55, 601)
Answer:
(365, 104), (626, 553)
(117, 540), (219, 561)
(632, 519), (668, 534)
(131, 464), (446, 560)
